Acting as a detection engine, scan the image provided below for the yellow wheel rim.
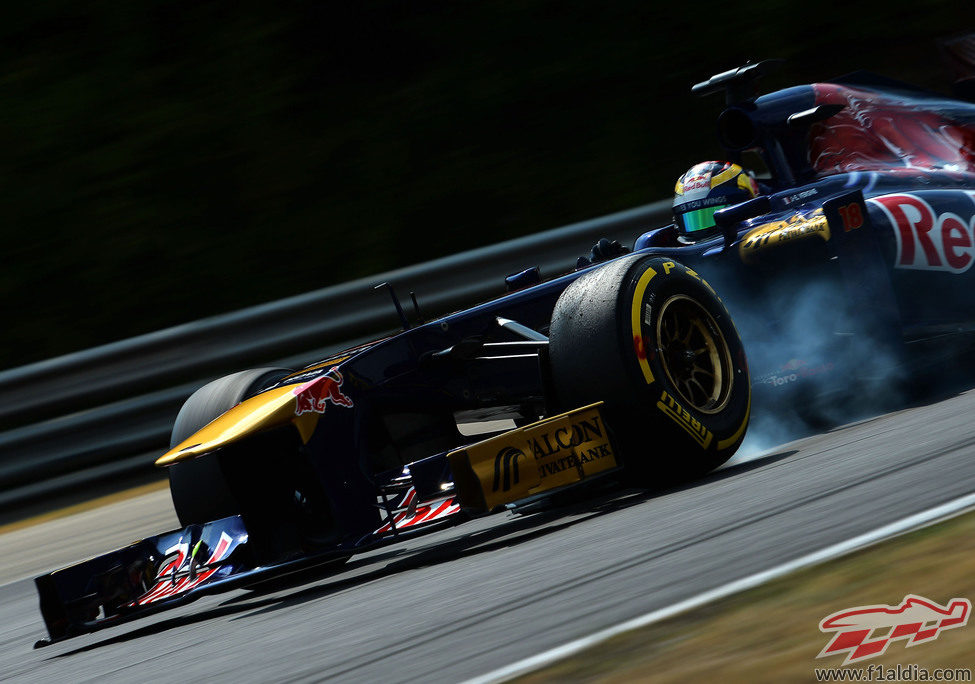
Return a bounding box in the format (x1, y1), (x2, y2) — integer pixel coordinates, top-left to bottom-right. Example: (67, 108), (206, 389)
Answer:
(655, 295), (733, 415)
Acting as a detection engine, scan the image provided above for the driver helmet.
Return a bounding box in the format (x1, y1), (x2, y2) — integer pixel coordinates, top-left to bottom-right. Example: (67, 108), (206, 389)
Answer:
(673, 161), (759, 242)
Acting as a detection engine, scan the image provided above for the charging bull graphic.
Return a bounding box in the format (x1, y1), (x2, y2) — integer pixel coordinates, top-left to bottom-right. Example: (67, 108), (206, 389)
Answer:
(293, 367), (354, 416)
(818, 594), (971, 665)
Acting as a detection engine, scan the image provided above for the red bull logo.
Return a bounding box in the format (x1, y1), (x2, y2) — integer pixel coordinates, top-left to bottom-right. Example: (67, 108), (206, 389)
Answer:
(818, 594), (971, 665)
(871, 192), (975, 274)
(293, 367), (354, 416)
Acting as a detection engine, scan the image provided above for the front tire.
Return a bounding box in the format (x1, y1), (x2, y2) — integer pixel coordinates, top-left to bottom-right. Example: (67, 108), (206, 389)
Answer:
(168, 368), (292, 526)
(549, 254), (750, 482)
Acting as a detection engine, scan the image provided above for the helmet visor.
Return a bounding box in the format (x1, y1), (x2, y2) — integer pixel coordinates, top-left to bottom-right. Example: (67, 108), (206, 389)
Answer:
(679, 204), (727, 233)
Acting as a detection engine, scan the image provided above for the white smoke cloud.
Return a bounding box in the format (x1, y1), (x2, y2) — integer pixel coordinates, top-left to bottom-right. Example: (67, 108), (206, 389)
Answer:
(722, 271), (909, 454)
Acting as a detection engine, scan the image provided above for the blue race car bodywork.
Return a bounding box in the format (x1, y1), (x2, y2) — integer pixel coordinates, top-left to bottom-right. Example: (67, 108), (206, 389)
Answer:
(34, 64), (975, 645)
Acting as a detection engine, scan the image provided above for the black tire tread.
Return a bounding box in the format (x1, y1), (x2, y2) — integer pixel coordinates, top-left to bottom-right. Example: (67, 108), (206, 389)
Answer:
(549, 254), (749, 483)
(168, 367), (291, 526)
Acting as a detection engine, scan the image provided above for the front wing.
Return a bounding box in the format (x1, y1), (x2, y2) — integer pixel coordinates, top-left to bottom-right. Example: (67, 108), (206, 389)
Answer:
(33, 403), (620, 645)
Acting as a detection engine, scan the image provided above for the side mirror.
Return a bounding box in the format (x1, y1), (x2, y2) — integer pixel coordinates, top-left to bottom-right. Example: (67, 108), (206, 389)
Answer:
(714, 196), (772, 248)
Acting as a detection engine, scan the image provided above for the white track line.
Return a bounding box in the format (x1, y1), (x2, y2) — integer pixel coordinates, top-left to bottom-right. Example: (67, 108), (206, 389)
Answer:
(463, 491), (975, 684)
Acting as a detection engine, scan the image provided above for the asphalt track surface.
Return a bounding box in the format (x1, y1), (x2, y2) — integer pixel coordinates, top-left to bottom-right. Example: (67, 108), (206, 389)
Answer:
(4, 387), (975, 683)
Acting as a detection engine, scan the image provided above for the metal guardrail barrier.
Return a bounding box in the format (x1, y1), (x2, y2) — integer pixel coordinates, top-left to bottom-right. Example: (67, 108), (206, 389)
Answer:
(0, 200), (672, 510)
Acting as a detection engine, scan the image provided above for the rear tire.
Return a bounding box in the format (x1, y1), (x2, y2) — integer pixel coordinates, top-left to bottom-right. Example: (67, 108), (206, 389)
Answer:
(168, 368), (292, 526)
(549, 254), (750, 482)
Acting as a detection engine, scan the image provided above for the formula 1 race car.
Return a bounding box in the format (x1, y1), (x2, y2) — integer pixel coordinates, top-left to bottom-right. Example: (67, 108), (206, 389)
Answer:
(34, 61), (975, 645)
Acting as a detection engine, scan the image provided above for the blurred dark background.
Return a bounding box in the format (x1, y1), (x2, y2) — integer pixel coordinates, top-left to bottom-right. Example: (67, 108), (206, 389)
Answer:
(2, 0), (970, 368)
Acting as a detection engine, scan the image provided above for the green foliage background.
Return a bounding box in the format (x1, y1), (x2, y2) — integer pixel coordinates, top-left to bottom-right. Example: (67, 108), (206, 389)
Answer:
(2, 0), (969, 368)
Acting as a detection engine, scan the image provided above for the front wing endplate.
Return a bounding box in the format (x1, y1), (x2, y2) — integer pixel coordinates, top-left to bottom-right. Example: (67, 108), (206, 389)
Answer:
(448, 402), (617, 511)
